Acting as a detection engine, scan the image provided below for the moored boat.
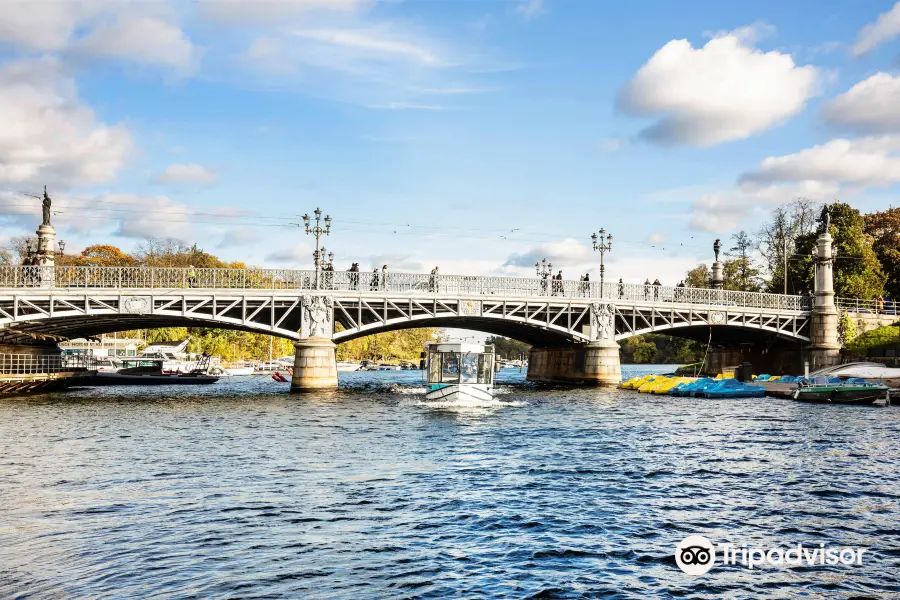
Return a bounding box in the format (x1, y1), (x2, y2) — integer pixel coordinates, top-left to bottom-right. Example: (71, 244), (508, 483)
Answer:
(87, 357), (219, 385)
(336, 361), (361, 372)
(424, 342), (495, 403)
(792, 377), (889, 405)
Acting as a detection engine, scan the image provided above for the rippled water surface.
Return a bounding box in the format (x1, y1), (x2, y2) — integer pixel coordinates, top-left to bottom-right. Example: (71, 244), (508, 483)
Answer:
(1, 366), (899, 599)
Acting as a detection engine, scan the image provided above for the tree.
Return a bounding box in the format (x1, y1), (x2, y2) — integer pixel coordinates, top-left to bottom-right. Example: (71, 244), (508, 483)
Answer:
(684, 264), (710, 288)
(788, 202), (884, 299)
(864, 207), (900, 299)
(76, 245), (137, 266)
(725, 230), (762, 291)
(756, 198), (819, 294)
(485, 336), (531, 360)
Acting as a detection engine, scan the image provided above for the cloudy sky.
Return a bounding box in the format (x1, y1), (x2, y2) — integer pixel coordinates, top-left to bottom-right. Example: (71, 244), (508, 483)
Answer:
(2, 0), (900, 283)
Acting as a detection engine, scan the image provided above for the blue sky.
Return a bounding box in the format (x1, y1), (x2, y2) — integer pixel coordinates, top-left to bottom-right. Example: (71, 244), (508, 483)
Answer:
(2, 0), (900, 283)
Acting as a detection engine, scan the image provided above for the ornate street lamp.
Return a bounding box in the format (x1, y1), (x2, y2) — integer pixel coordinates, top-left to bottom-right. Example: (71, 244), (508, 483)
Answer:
(535, 258), (552, 295)
(302, 207), (332, 289)
(591, 228), (613, 295)
(57, 240), (65, 256)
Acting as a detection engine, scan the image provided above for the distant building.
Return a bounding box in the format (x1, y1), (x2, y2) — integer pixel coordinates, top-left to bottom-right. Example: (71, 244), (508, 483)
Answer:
(60, 337), (142, 358)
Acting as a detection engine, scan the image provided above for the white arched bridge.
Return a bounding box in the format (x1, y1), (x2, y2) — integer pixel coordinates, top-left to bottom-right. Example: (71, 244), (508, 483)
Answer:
(0, 265), (865, 347)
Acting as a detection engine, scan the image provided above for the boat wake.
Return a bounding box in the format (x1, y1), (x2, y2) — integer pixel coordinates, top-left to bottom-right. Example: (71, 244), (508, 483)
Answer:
(400, 397), (526, 409)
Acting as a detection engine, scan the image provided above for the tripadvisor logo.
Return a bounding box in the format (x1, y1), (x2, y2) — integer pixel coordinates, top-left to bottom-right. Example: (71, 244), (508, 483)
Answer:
(675, 535), (867, 575)
(675, 535), (715, 575)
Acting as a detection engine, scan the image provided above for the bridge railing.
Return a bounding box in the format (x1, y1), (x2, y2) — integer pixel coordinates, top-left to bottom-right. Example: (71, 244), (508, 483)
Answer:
(836, 297), (899, 316)
(0, 265), (813, 311)
(0, 353), (96, 375)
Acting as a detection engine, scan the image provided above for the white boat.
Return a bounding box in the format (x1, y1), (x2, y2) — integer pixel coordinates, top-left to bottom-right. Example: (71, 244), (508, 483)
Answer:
(379, 364), (401, 371)
(337, 361), (361, 372)
(812, 361), (900, 388)
(424, 342), (495, 402)
(225, 366), (255, 376)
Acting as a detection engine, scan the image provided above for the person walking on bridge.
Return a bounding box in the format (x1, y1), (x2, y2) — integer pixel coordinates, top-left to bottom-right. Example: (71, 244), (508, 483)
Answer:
(581, 273), (590, 296)
(652, 278), (661, 301)
(643, 278), (651, 301)
(381, 264), (389, 290)
(618, 278), (624, 300)
(370, 268), (379, 291)
(349, 263), (360, 291)
(553, 270), (563, 296)
(188, 265), (197, 288)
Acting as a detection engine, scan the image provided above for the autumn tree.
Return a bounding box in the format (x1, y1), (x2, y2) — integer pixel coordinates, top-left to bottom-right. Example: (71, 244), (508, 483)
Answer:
(76, 245), (137, 266)
(864, 207), (900, 299)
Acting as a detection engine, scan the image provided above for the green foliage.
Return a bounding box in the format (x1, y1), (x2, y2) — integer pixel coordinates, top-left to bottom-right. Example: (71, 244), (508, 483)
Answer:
(787, 202), (884, 299)
(684, 264), (711, 288)
(844, 325), (900, 354)
(725, 231), (763, 291)
(485, 336), (531, 360)
(335, 328), (438, 362)
(837, 312), (858, 345)
(619, 334), (704, 364)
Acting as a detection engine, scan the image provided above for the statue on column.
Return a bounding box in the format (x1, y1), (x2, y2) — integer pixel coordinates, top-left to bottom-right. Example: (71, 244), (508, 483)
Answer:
(818, 204), (830, 234)
(713, 239), (721, 262)
(42, 186), (52, 226)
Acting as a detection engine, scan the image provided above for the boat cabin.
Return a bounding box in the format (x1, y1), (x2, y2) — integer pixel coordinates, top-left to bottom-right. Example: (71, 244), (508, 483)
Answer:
(426, 342), (495, 386)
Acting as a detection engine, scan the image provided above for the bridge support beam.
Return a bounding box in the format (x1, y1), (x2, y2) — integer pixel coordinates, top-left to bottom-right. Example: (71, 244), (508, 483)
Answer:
(526, 341), (621, 387)
(290, 337), (338, 392)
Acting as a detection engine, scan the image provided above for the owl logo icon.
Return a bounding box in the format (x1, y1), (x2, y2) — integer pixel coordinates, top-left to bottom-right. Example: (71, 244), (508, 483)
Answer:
(675, 535), (716, 575)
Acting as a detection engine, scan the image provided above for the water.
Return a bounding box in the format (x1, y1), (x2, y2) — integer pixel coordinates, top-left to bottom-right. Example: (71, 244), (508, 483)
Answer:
(1, 365), (898, 599)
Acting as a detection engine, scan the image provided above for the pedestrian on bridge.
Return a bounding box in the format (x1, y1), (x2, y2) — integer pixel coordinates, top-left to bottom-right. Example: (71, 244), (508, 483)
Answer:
(653, 278), (661, 301)
(553, 270), (563, 296)
(349, 263), (360, 290)
(644, 279), (651, 301)
(429, 266), (440, 293)
(370, 268), (379, 291)
(188, 265), (197, 288)
(581, 273), (590, 296)
(618, 278), (624, 300)
(381, 265), (389, 290)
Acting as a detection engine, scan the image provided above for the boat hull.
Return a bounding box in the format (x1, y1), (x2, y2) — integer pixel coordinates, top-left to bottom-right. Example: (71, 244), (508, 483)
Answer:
(792, 386), (886, 405)
(425, 383), (494, 403)
(224, 367), (255, 376)
(87, 372), (220, 385)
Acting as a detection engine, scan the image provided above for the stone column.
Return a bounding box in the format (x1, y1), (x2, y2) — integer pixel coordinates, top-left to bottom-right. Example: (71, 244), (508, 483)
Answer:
(586, 302), (621, 386)
(808, 231), (841, 370)
(291, 337), (338, 392)
(290, 294), (338, 392)
(711, 261), (724, 290)
(34, 223), (56, 288)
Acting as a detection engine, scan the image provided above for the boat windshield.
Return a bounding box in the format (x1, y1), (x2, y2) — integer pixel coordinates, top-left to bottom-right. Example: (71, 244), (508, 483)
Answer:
(428, 350), (493, 384)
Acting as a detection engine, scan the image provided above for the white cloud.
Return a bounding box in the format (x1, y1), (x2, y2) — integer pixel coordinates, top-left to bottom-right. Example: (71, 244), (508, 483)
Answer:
(852, 1), (900, 57)
(198, 0), (370, 24)
(218, 228), (260, 249)
(153, 163), (218, 185)
(292, 28), (438, 65)
(740, 136), (900, 187)
(618, 26), (819, 146)
(689, 181), (839, 233)
(0, 57), (132, 187)
(265, 243), (314, 265)
(504, 237), (591, 268)
(516, 0), (545, 20)
(74, 14), (200, 75)
(0, 0), (108, 51)
(822, 72), (900, 133)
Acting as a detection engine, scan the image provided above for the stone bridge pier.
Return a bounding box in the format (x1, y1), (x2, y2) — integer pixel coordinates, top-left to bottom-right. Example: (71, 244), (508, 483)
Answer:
(526, 302), (621, 387)
(291, 295), (338, 392)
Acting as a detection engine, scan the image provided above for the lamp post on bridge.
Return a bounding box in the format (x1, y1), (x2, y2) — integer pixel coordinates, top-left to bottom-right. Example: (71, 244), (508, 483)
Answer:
(302, 208), (331, 289)
(535, 258), (552, 295)
(591, 228), (613, 297)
